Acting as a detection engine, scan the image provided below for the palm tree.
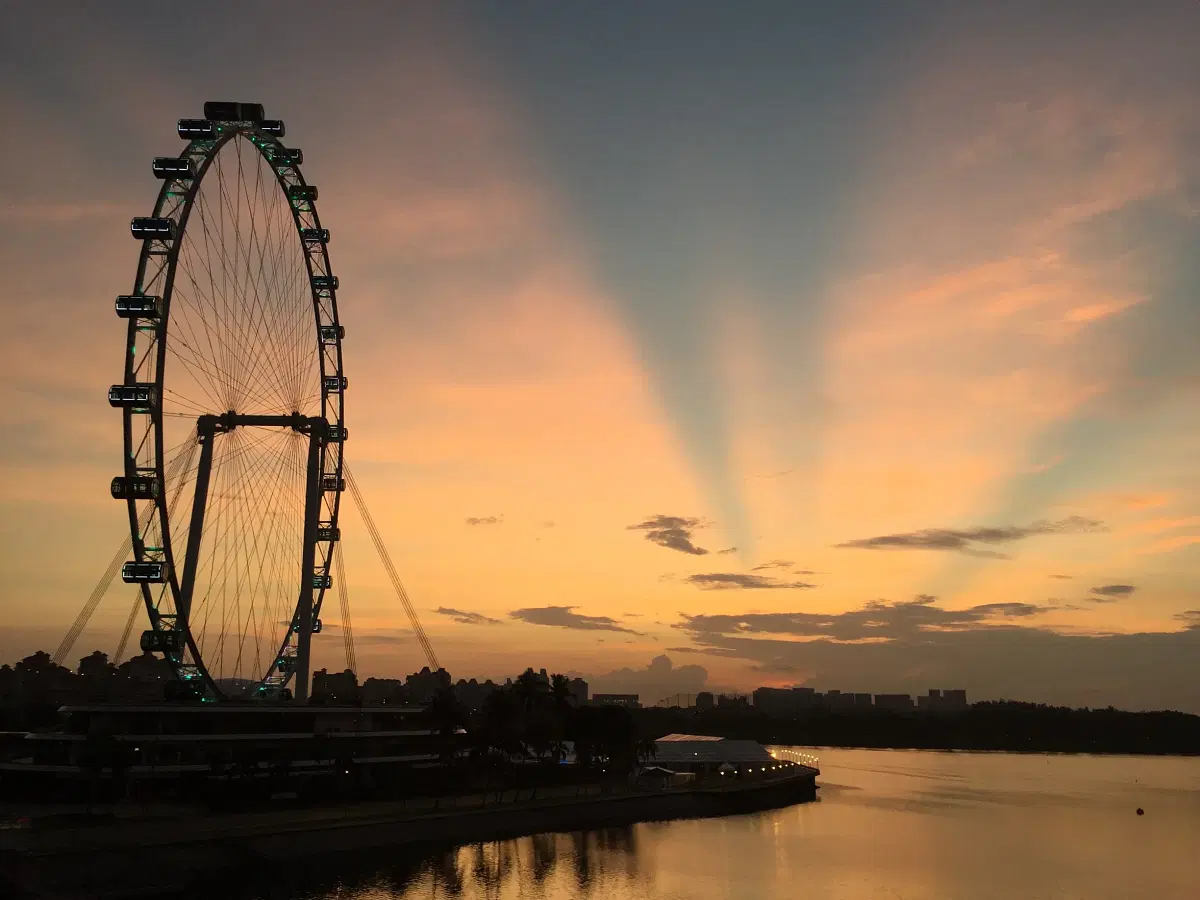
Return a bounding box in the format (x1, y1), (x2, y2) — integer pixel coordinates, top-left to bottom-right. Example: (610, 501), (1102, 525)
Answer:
(550, 674), (573, 710)
(513, 668), (544, 716)
(427, 687), (467, 765)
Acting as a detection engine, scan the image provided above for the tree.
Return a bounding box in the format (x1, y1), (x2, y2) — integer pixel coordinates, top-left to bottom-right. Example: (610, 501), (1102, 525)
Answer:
(513, 668), (545, 716)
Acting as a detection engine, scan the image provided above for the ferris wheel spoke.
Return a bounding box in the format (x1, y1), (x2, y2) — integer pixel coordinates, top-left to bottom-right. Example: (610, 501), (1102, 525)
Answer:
(199, 151), (293, 413)
(186, 191), (290, 412)
(166, 325), (293, 416)
(228, 432), (303, 678)
(174, 246), (256, 409)
(191, 430), (291, 680)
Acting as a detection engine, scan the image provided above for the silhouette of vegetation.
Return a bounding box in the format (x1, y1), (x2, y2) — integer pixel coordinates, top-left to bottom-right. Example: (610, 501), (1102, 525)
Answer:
(637, 701), (1200, 755)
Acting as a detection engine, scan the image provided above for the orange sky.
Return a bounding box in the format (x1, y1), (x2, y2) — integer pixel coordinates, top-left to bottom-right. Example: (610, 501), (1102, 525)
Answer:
(1, 4), (1198, 710)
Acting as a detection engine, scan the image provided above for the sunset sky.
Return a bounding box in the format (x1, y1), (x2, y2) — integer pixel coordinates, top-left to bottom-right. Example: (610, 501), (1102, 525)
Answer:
(2, 2), (1199, 711)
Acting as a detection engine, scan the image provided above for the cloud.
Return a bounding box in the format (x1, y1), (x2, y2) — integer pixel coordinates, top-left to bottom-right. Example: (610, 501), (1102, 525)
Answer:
(465, 515), (503, 526)
(627, 515), (710, 555)
(435, 606), (503, 626)
(750, 559), (793, 571)
(834, 516), (1106, 558)
(510, 605), (640, 634)
(578, 654), (708, 702)
(1089, 584), (1136, 602)
(679, 594), (1054, 643)
(1051, 574), (1074, 580)
(674, 598), (1200, 712)
(716, 546), (737, 555)
(685, 572), (816, 591)
(1174, 610), (1200, 631)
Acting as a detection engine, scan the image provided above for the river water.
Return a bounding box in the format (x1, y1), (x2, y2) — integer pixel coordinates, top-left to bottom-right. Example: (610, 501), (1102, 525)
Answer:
(251, 748), (1200, 900)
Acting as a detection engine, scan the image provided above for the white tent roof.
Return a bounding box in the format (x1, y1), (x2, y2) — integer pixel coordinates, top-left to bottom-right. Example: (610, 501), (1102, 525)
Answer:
(651, 735), (774, 765)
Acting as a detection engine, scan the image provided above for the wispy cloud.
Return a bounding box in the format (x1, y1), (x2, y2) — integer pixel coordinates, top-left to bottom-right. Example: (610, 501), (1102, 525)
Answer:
(510, 605), (640, 634)
(1089, 584), (1136, 602)
(835, 517), (1106, 558)
(627, 515), (710, 555)
(685, 572), (816, 591)
(750, 559), (793, 571)
(1174, 610), (1200, 631)
(435, 606), (503, 626)
(465, 515), (503, 526)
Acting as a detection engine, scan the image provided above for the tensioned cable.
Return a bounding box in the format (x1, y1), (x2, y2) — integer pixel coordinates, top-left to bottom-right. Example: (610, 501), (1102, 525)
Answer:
(52, 434), (199, 666)
(343, 462), (439, 671)
(334, 541), (356, 674)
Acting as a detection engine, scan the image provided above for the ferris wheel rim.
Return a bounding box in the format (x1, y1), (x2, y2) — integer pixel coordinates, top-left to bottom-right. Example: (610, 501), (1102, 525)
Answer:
(117, 111), (345, 700)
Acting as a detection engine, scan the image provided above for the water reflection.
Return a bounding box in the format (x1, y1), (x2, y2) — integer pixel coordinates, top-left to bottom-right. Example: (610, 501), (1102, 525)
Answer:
(416, 827), (645, 899)
(214, 750), (1197, 900)
(208, 825), (647, 900)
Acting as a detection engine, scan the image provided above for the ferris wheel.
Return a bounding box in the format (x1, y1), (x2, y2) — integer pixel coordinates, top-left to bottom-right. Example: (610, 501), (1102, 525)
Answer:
(109, 102), (345, 702)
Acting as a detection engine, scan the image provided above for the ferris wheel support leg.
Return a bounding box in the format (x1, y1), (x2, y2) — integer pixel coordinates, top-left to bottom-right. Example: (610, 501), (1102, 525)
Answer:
(293, 430), (323, 703)
(177, 425), (218, 626)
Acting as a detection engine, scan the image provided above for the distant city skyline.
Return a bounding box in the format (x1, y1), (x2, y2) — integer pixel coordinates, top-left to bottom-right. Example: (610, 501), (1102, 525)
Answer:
(2, 2), (1199, 713)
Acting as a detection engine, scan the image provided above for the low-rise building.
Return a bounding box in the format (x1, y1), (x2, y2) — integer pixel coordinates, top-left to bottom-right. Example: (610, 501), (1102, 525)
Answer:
(592, 693), (640, 709)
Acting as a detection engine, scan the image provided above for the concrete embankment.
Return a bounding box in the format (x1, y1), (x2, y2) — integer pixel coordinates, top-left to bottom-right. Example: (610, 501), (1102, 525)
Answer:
(2, 769), (817, 898)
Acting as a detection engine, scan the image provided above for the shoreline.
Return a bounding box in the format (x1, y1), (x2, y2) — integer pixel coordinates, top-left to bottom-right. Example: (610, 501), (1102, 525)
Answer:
(787, 744), (1200, 758)
(2, 769), (818, 899)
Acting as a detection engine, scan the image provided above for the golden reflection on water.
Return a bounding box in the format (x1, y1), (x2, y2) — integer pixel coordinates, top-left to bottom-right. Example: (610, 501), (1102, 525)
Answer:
(285, 749), (1199, 900)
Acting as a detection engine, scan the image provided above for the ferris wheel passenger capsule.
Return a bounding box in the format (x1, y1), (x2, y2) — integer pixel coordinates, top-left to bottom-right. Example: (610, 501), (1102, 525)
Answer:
(122, 561), (165, 583)
(111, 476), (160, 500)
(152, 157), (195, 179)
(324, 375), (347, 391)
(312, 275), (339, 291)
(203, 101), (265, 122)
(115, 295), (161, 319)
(140, 630), (183, 653)
(288, 184), (318, 203)
(177, 119), (215, 140)
(108, 383), (158, 410)
(302, 228), (329, 244)
(131, 217), (176, 240)
(319, 325), (345, 343)
(260, 119), (285, 137)
(271, 147), (303, 167)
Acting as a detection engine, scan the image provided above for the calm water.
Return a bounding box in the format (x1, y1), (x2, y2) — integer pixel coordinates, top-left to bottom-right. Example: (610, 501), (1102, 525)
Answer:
(248, 749), (1200, 900)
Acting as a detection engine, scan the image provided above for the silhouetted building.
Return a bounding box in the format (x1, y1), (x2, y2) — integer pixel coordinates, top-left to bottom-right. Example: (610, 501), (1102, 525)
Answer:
(360, 677), (406, 706)
(753, 687), (822, 714)
(942, 689), (968, 711)
(404, 667), (451, 704)
(874, 693), (914, 712)
(824, 690), (857, 712)
(695, 691), (715, 711)
(565, 677), (589, 707)
(592, 693), (640, 709)
(917, 688), (968, 712)
(454, 678), (501, 711)
(312, 668), (359, 704)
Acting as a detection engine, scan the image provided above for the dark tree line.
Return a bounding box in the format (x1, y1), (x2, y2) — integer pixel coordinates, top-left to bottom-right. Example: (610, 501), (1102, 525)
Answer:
(425, 669), (656, 787)
(636, 701), (1200, 755)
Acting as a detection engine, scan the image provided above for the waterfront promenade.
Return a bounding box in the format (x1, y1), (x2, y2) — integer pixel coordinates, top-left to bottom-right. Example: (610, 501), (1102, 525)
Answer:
(2, 763), (818, 898)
